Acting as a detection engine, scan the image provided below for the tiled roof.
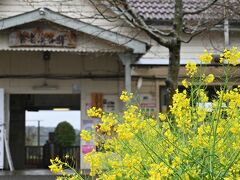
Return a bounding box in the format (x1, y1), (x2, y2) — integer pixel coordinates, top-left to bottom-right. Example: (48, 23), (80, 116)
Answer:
(128, 0), (238, 22)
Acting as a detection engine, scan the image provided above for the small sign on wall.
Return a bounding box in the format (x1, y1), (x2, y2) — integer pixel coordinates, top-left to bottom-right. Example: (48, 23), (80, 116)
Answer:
(140, 94), (157, 115)
(9, 27), (76, 48)
(103, 95), (117, 112)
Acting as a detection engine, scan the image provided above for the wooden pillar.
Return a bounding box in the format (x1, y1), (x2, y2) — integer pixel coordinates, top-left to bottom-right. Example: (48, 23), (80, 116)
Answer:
(118, 54), (136, 93)
(10, 95), (26, 170)
(0, 89), (4, 169)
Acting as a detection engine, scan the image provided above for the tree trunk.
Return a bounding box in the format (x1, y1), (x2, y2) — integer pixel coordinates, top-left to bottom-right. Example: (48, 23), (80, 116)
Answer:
(165, 41), (181, 107)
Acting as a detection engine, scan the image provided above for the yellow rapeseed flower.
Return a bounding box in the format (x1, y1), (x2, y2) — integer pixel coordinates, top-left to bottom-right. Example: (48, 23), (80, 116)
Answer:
(199, 89), (208, 102)
(196, 107), (207, 122)
(149, 162), (173, 179)
(80, 130), (92, 142)
(204, 74), (215, 84)
(116, 123), (134, 140)
(87, 107), (102, 118)
(120, 91), (133, 102)
(185, 62), (198, 77)
(48, 158), (63, 173)
(182, 79), (189, 88)
(199, 50), (213, 63)
(84, 151), (102, 176)
(221, 47), (240, 66)
(98, 174), (116, 180)
(159, 113), (166, 121)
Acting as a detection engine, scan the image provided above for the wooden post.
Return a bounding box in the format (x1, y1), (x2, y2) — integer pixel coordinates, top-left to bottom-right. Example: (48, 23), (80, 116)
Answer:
(118, 54), (136, 93)
(0, 89), (14, 171)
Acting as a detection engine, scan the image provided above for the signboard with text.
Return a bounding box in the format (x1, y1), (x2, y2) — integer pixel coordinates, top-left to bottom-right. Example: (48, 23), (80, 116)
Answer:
(9, 27), (76, 48)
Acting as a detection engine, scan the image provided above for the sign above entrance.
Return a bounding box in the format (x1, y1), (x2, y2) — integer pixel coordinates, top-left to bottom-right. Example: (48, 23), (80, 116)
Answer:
(9, 27), (76, 48)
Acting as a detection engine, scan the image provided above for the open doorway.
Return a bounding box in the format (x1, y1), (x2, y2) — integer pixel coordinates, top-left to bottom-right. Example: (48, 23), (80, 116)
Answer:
(25, 110), (80, 169)
(25, 110), (80, 146)
(9, 94), (80, 170)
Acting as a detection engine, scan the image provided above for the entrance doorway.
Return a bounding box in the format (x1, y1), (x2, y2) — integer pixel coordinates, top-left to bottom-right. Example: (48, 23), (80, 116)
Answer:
(9, 94), (80, 170)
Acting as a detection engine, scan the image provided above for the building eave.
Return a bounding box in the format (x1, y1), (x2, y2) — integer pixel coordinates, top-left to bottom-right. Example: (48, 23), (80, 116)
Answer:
(0, 7), (149, 54)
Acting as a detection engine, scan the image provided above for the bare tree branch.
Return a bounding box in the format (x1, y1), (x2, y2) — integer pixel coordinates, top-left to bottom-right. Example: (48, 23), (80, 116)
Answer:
(88, 0), (240, 105)
(181, 30), (205, 43)
(91, 0), (172, 47)
(88, 0), (124, 22)
(114, 0), (171, 47)
(182, 16), (224, 43)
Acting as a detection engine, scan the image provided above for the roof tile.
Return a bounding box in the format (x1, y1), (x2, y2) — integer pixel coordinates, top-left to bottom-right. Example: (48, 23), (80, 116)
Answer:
(128, 0), (238, 22)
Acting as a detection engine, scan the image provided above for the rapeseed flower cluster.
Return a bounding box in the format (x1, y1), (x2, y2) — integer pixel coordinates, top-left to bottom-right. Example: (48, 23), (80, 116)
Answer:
(51, 47), (240, 179)
(158, 113), (166, 121)
(49, 157), (83, 180)
(80, 130), (91, 142)
(49, 157), (63, 173)
(185, 62), (197, 77)
(181, 79), (189, 88)
(220, 47), (240, 65)
(87, 107), (102, 118)
(120, 91), (133, 102)
(204, 73), (215, 84)
(199, 50), (213, 63)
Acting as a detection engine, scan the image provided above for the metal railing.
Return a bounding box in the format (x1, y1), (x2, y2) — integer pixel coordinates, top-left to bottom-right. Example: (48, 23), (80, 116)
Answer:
(25, 145), (80, 169)
(25, 146), (43, 168)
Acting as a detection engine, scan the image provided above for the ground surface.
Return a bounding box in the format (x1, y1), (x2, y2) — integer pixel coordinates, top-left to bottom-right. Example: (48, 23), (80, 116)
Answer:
(0, 169), (93, 180)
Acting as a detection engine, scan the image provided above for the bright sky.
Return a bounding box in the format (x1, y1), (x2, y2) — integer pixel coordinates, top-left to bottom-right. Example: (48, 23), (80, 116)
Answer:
(25, 110), (81, 130)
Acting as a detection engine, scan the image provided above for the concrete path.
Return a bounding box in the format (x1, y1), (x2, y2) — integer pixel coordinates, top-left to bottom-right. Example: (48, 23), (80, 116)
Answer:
(0, 169), (56, 180)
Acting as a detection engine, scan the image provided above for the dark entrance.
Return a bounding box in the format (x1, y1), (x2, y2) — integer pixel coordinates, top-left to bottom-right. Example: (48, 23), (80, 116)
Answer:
(9, 94), (80, 170)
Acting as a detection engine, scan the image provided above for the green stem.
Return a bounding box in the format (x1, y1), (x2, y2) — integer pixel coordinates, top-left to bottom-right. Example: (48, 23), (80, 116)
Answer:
(209, 64), (230, 178)
(135, 133), (182, 179)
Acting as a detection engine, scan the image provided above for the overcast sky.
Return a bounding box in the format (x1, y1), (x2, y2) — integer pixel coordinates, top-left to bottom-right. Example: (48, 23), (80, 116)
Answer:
(25, 110), (81, 130)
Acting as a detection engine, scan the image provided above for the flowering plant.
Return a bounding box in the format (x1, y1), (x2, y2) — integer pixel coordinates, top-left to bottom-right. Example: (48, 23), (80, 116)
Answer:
(48, 156), (84, 180)
(51, 47), (240, 179)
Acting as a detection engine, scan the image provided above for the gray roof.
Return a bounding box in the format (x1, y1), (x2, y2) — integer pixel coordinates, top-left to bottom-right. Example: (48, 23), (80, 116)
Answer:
(128, 0), (239, 22)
